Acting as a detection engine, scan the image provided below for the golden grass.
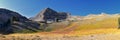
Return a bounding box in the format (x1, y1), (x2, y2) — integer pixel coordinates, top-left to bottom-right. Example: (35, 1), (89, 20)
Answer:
(41, 16), (120, 37)
(75, 17), (118, 31)
(69, 28), (119, 36)
(1, 28), (120, 40)
(7, 28), (120, 37)
(2, 16), (120, 40)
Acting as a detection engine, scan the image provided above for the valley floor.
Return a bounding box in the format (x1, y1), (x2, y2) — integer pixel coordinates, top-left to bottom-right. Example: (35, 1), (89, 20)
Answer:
(0, 28), (120, 40)
(0, 16), (119, 40)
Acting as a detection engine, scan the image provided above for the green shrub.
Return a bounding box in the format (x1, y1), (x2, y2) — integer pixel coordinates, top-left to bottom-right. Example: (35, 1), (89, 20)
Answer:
(118, 17), (120, 29)
(13, 29), (38, 33)
(45, 27), (52, 32)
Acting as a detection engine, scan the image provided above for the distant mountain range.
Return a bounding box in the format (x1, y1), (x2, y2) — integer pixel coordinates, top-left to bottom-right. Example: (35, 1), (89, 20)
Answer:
(69, 12), (120, 21)
(0, 8), (119, 34)
(30, 8), (120, 22)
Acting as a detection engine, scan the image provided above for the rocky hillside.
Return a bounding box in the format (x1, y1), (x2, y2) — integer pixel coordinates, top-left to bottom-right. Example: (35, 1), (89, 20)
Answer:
(46, 13), (120, 33)
(0, 8), (41, 34)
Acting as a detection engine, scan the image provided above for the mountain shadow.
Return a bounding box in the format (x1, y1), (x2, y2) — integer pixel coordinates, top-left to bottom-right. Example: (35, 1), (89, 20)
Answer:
(0, 8), (41, 34)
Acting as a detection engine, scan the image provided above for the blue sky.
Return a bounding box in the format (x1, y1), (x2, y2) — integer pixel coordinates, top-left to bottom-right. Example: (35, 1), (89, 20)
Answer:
(0, 0), (120, 18)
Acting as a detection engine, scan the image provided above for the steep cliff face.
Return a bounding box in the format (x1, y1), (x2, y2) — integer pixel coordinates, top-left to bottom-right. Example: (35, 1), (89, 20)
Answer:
(30, 8), (70, 22)
(0, 8), (40, 34)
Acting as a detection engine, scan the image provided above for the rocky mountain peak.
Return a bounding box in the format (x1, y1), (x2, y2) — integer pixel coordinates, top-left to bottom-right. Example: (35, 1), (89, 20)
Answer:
(31, 8), (70, 22)
(44, 7), (54, 11)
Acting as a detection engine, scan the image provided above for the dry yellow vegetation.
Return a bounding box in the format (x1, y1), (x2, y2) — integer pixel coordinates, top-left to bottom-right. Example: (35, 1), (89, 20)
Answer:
(52, 16), (119, 32)
(2, 28), (120, 40)
(1, 15), (120, 40)
(75, 17), (118, 31)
